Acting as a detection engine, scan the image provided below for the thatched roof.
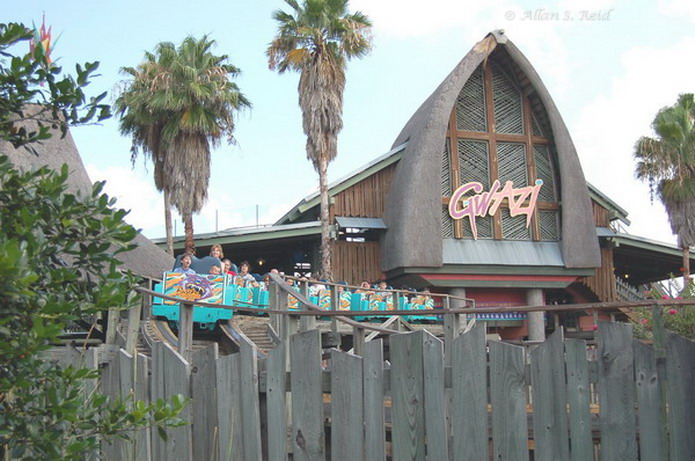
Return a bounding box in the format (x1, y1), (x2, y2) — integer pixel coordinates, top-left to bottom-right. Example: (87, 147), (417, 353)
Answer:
(0, 114), (173, 280)
(381, 30), (601, 272)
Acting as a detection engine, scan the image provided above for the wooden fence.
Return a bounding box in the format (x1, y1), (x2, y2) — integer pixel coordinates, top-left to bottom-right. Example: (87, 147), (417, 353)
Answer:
(66, 320), (695, 460)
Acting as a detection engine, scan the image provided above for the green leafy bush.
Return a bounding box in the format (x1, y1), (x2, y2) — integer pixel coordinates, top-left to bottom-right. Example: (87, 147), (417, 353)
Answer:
(0, 20), (186, 460)
(633, 284), (695, 340)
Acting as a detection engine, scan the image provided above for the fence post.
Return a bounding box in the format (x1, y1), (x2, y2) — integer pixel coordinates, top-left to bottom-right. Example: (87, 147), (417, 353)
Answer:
(443, 296), (456, 365)
(125, 292), (141, 355)
(105, 307), (120, 345)
(269, 282), (281, 337)
(300, 279), (315, 332)
(178, 302), (194, 362)
(330, 286), (339, 334)
(652, 303), (670, 460)
(353, 325), (366, 357)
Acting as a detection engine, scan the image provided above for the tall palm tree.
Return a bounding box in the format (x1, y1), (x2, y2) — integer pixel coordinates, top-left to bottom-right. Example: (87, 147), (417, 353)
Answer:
(267, 0), (371, 280)
(635, 93), (695, 285)
(117, 36), (250, 255)
(116, 53), (173, 254)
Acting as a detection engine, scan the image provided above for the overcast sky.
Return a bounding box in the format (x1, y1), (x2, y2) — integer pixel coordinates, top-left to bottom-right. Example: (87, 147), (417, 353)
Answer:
(6, 0), (695, 245)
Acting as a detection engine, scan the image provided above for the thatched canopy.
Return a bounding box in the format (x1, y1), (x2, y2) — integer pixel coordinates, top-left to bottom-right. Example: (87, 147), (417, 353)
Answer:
(381, 30), (600, 272)
(0, 114), (173, 280)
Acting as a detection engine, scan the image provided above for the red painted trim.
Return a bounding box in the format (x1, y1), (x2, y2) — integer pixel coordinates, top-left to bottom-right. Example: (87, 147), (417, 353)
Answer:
(421, 274), (578, 282)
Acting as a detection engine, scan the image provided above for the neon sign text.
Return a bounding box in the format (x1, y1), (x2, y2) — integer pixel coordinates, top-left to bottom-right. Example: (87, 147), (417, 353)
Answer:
(448, 179), (543, 239)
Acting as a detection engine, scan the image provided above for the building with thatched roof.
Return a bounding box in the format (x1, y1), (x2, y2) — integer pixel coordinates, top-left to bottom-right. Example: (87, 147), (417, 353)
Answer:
(0, 111), (174, 280)
(162, 31), (693, 339)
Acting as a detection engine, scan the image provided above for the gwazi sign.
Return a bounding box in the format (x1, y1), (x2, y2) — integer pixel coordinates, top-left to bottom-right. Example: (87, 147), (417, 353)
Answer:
(448, 179), (543, 239)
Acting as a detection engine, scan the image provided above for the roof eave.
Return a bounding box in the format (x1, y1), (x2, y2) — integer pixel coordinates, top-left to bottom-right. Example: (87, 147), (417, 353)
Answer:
(587, 182), (631, 225)
(275, 143), (407, 225)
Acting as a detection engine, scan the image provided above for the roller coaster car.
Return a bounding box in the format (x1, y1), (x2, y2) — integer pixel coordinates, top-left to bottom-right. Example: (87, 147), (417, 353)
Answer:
(152, 255), (231, 331)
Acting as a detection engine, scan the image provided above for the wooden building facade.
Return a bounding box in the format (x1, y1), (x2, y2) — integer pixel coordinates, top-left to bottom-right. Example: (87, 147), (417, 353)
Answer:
(170, 31), (693, 339)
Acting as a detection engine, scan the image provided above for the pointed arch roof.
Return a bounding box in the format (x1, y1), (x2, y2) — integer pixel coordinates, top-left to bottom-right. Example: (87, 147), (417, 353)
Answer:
(381, 30), (600, 272)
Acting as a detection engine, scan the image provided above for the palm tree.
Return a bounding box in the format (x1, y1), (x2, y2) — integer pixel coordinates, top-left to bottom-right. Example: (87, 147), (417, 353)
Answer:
(116, 54), (173, 254)
(116, 36), (250, 255)
(635, 93), (695, 286)
(267, 0), (372, 280)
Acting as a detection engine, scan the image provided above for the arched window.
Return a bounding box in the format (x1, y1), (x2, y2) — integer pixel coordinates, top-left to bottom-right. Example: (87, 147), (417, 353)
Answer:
(442, 59), (560, 241)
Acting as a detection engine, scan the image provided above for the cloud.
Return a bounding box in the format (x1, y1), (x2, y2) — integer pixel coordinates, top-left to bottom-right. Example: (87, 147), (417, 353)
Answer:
(350, 1), (575, 100)
(85, 164), (163, 236)
(349, 0), (489, 38)
(571, 36), (695, 244)
(659, 0), (695, 23)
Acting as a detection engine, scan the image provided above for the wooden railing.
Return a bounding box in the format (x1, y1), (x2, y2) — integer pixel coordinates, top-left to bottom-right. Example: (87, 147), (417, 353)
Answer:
(134, 270), (695, 364)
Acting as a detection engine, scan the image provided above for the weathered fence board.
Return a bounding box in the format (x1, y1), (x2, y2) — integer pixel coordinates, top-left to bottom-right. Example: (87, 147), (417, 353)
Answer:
(565, 338), (593, 461)
(54, 319), (695, 461)
(101, 350), (131, 460)
(118, 350), (140, 460)
(489, 340), (529, 461)
(330, 350), (364, 461)
(665, 330), (695, 461)
(390, 331), (426, 460)
(217, 353), (245, 461)
(633, 340), (663, 461)
(151, 342), (166, 461)
(192, 344), (219, 461)
(362, 339), (386, 461)
(597, 322), (637, 461)
(134, 352), (151, 461)
(422, 331), (448, 461)
(530, 328), (569, 461)
(451, 324), (488, 461)
(151, 341), (192, 461)
(240, 338), (263, 460)
(290, 330), (325, 461)
(266, 341), (288, 461)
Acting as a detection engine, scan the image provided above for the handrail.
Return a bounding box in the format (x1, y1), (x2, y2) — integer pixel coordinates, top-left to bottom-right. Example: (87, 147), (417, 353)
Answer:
(267, 272), (403, 335)
(136, 285), (694, 317)
(135, 283), (404, 335)
(137, 285), (442, 317)
(138, 279), (691, 363)
(283, 274), (476, 307)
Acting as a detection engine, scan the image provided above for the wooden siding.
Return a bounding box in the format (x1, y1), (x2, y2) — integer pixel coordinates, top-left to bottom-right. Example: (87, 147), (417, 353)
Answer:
(592, 200), (611, 227)
(332, 163), (396, 218)
(332, 241), (382, 285)
(582, 246), (617, 302)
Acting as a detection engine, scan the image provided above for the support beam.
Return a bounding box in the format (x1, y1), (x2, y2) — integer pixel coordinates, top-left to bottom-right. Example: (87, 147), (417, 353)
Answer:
(444, 288), (468, 365)
(178, 302), (194, 362)
(527, 288), (545, 342)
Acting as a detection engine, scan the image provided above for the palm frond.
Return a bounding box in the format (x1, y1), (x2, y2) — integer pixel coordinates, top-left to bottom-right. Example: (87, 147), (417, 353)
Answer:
(635, 93), (695, 247)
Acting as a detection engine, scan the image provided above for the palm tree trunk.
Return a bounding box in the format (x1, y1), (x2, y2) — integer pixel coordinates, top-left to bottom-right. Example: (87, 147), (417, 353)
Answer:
(318, 156), (332, 281)
(164, 190), (174, 256)
(683, 245), (690, 288)
(183, 212), (196, 256)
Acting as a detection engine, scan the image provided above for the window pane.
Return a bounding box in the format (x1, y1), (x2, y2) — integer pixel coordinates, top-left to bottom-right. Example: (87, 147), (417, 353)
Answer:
(497, 142), (527, 186)
(534, 145), (558, 201)
(501, 208), (532, 240)
(539, 210), (560, 241)
(492, 64), (524, 134)
(458, 139), (490, 188)
(457, 66), (487, 132)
